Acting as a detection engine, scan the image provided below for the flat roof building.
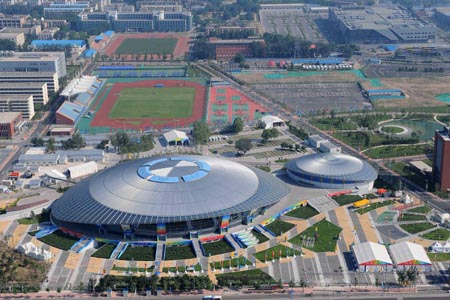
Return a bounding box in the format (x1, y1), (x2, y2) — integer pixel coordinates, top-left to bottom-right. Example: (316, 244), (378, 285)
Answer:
(0, 82), (48, 106)
(0, 14), (28, 29)
(0, 30), (25, 46)
(0, 111), (22, 138)
(0, 94), (35, 119)
(208, 39), (264, 60)
(36, 27), (60, 40)
(0, 51), (66, 78)
(329, 6), (436, 44)
(0, 72), (59, 92)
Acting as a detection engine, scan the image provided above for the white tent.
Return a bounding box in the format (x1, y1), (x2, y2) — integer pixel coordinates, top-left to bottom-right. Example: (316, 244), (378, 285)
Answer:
(389, 241), (432, 272)
(429, 240), (450, 253)
(60, 76), (100, 97)
(351, 241), (393, 272)
(17, 242), (52, 260)
(261, 115), (285, 129)
(163, 130), (189, 145)
(67, 161), (98, 179)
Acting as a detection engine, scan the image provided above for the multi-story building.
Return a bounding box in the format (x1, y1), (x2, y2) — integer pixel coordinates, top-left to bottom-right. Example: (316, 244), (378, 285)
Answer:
(0, 72), (59, 92)
(0, 14), (28, 29)
(433, 126), (450, 191)
(0, 111), (22, 138)
(42, 20), (68, 29)
(208, 38), (264, 60)
(0, 82), (48, 106)
(205, 25), (258, 37)
(77, 9), (192, 32)
(0, 94), (34, 120)
(329, 6), (436, 44)
(1, 25), (42, 36)
(37, 27), (59, 40)
(44, 3), (92, 19)
(0, 30), (25, 46)
(0, 51), (66, 78)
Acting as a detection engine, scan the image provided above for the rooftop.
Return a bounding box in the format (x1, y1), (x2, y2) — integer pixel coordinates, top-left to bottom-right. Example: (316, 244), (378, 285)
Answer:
(352, 241), (393, 265)
(0, 111), (21, 123)
(0, 52), (65, 62)
(0, 82), (46, 89)
(389, 241), (431, 265)
(331, 6), (434, 31)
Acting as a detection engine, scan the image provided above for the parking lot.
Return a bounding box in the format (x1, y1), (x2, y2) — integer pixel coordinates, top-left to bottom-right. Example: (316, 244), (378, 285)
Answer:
(252, 82), (371, 114)
(259, 9), (326, 42)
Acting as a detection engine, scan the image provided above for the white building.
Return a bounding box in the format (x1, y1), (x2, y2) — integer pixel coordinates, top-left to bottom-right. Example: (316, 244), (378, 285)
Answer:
(308, 135), (327, 148)
(261, 115), (285, 129)
(389, 241), (432, 272)
(17, 242), (52, 260)
(351, 241), (393, 272)
(319, 141), (341, 153)
(67, 161), (98, 179)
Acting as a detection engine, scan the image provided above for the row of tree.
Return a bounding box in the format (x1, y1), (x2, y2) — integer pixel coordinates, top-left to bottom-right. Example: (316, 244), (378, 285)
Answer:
(96, 274), (213, 294)
(109, 132), (154, 154)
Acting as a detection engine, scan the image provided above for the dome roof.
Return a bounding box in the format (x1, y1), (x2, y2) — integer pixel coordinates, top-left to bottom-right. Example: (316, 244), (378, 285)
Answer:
(51, 156), (289, 225)
(285, 153), (377, 182)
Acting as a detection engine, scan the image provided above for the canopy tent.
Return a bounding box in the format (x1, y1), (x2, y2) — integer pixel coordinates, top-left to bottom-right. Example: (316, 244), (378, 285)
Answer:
(389, 241), (432, 272)
(163, 130), (189, 146)
(352, 241), (393, 272)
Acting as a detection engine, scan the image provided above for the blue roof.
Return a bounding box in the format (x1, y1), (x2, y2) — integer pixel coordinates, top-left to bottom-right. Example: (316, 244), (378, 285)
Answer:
(94, 35), (103, 42)
(104, 31), (114, 37)
(32, 40), (86, 48)
(44, 7), (86, 11)
(57, 101), (86, 124)
(50, 3), (89, 7)
(75, 92), (91, 105)
(383, 44), (398, 52)
(97, 65), (135, 70)
(83, 48), (97, 58)
(367, 89), (402, 94)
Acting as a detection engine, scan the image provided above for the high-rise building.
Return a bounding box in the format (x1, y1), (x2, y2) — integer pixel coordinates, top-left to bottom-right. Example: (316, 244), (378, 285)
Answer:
(433, 126), (450, 191)
(0, 51), (66, 78)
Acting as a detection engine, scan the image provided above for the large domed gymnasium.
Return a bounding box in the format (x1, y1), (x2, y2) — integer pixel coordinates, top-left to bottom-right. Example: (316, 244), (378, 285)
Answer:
(50, 156), (290, 240)
(285, 153), (377, 191)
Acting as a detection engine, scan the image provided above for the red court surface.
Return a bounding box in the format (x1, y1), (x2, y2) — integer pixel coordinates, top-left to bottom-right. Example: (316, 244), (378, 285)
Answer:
(104, 33), (190, 60)
(90, 80), (207, 130)
(208, 85), (268, 124)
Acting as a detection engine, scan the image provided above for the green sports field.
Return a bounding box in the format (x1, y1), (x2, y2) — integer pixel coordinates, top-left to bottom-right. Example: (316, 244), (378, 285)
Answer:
(115, 38), (178, 55)
(110, 87), (195, 119)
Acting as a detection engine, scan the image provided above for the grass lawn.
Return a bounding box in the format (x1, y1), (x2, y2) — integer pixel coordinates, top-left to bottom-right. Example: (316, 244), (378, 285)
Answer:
(264, 220), (295, 236)
(428, 252), (450, 262)
(210, 257), (252, 269)
(400, 222), (436, 234)
(285, 204), (319, 219)
(17, 211), (50, 225)
(252, 229), (269, 243)
(112, 266), (154, 272)
(110, 87), (195, 119)
(408, 206), (431, 214)
(254, 244), (301, 262)
(115, 37), (177, 55)
(165, 244), (196, 260)
(310, 117), (357, 131)
(381, 126), (404, 134)
(119, 245), (156, 261)
(202, 239), (234, 256)
(364, 144), (428, 159)
(332, 194), (362, 206)
(91, 244), (116, 259)
(422, 228), (450, 240)
(355, 200), (395, 215)
(290, 219), (342, 252)
(398, 213), (427, 222)
(388, 161), (429, 191)
(216, 269), (275, 286)
(38, 231), (79, 251)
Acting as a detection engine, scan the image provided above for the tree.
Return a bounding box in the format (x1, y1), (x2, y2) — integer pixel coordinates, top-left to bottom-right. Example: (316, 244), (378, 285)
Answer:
(192, 121), (211, 144)
(46, 137), (56, 153)
(234, 53), (245, 64)
(235, 138), (252, 154)
(261, 128), (279, 143)
(232, 117), (244, 133)
(31, 137), (44, 146)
